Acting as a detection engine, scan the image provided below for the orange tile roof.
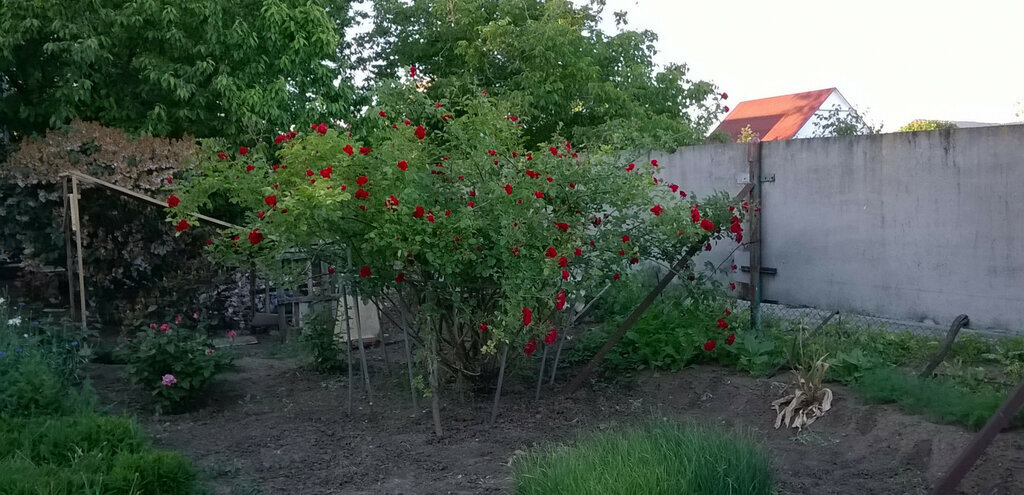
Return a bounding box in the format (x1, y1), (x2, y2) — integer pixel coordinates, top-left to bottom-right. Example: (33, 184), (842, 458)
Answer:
(713, 88), (835, 141)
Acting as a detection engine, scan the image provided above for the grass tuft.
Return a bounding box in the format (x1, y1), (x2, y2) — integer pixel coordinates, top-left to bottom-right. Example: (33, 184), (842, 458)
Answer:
(513, 420), (774, 495)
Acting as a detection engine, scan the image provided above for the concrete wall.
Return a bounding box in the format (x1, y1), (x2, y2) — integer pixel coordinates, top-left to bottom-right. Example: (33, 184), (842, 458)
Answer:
(653, 125), (1024, 332)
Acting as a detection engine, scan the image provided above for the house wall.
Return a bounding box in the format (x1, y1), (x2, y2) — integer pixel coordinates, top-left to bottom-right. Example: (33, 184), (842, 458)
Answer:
(793, 90), (853, 138)
(650, 124), (1024, 332)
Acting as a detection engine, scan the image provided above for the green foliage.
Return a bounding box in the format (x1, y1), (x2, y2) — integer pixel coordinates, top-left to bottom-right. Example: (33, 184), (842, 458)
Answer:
(854, 367), (1015, 430)
(512, 420), (774, 495)
(812, 106), (881, 137)
(0, 300), (95, 417)
(0, 0), (355, 145)
(358, 0), (725, 151)
(898, 120), (957, 132)
(0, 414), (197, 495)
(172, 83), (742, 387)
(118, 319), (232, 413)
(569, 274), (742, 375)
(300, 309), (343, 371)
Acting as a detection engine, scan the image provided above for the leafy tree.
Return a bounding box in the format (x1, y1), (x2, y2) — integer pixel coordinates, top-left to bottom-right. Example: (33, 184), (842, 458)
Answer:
(898, 120), (956, 132)
(355, 0), (724, 151)
(812, 106), (881, 137)
(0, 0), (356, 148)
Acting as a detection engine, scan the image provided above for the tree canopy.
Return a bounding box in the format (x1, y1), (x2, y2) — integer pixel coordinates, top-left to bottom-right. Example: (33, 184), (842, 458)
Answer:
(0, 0), (356, 146)
(356, 0), (724, 151)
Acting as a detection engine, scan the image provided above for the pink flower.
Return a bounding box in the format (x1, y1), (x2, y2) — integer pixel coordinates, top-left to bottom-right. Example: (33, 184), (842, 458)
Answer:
(193, 312), (200, 319)
(161, 374), (177, 386)
(174, 315), (182, 323)
(227, 330), (237, 339)
(159, 323), (171, 332)
(149, 323), (157, 329)
(205, 348), (215, 355)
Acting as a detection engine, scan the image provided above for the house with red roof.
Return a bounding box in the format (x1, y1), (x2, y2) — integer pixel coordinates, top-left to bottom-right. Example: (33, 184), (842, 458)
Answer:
(712, 88), (854, 141)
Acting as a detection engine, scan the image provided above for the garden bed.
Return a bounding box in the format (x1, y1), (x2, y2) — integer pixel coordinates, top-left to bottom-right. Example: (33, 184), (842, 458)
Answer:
(88, 342), (1024, 495)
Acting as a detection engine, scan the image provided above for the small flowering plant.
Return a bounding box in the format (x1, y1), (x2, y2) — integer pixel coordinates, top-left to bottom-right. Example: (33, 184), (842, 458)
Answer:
(118, 319), (231, 413)
(168, 80), (744, 385)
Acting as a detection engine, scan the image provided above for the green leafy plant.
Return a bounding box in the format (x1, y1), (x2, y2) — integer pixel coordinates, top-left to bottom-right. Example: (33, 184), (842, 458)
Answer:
(512, 419), (774, 495)
(300, 309), (343, 372)
(118, 318), (232, 413)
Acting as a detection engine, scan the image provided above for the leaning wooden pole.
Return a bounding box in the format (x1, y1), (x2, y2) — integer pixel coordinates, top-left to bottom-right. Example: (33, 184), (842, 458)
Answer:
(489, 344), (510, 425)
(398, 301), (419, 410)
(563, 245), (701, 395)
(930, 376), (1024, 494)
(61, 178), (76, 321)
(70, 177), (87, 330)
(920, 314), (969, 378)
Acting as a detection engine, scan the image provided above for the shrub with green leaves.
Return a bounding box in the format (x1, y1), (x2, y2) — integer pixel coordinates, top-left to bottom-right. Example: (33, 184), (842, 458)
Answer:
(300, 309), (343, 372)
(513, 420), (773, 495)
(118, 319), (232, 413)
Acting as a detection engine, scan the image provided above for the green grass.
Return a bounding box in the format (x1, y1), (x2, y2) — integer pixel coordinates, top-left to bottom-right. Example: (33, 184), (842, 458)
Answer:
(512, 420), (774, 495)
(853, 367), (1016, 430)
(0, 413), (198, 495)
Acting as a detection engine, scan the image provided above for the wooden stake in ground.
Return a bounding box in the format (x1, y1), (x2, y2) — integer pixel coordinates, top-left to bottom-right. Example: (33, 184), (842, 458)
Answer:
(427, 317), (443, 436)
(563, 245), (701, 395)
(535, 342), (549, 400)
(352, 287), (373, 404)
(490, 344), (510, 425)
(341, 283), (354, 415)
(398, 301), (419, 410)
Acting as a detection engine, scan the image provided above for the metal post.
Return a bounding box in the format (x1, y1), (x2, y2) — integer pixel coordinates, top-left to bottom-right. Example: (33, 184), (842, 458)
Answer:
(70, 177), (87, 330)
(490, 344), (510, 425)
(747, 141), (763, 333)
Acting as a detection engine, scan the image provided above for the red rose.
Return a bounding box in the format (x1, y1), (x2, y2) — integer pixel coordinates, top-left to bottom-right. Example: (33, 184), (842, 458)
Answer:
(328, 267), (336, 274)
(721, 92), (728, 100)
(248, 228), (264, 245)
(549, 147), (558, 156)
(356, 175), (368, 186)
(730, 282), (736, 291)
(534, 191), (543, 199)
(618, 250), (625, 256)
(723, 105), (730, 113)
(387, 195), (399, 208)
(558, 256), (568, 267)
(592, 216), (602, 227)
(717, 318), (729, 329)
(544, 329), (558, 345)
(316, 123), (328, 134)
(320, 167), (332, 179)
(613, 273), (620, 281)
(726, 333), (736, 345)
(630, 257), (639, 265)
(574, 248), (582, 257)
(555, 289), (566, 310)
(650, 204), (663, 216)
(546, 176), (553, 183)
(488, 150), (497, 156)
(569, 182), (575, 189)
(512, 245), (519, 257)
(554, 222), (569, 232)
(526, 153), (533, 160)
(669, 184), (679, 193)
(690, 205), (701, 223)
(257, 211), (265, 219)
(378, 110), (387, 118)
(174, 219), (189, 232)
(409, 66), (417, 77)
(245, 164), (255, 172)
(724, 308), (732, 316)
(504, 184), (514, 195)
(265, 195), (277, 207)
(561, 269), (570, 281)
(700, 218), (714, 232)
(359, 266), (371, 278)
(395, 272), (405, 283)
(343, 144), (354, 156)
(435, 102), (442, 108)
(650, 159), (658, 167)
(354, 188), (369, 199)
(524, 338), (537, 356)
(704, 339), (717, 352)
(397, 160), (408, 171)
(217, 152), (229, 160)
(545, 246), (557, 258)
(167, 194), (180, 208)
(625, 163), (635, 172)
(467, 201), (475, 208)
(730, 222), (743, 234)
(206, 239), (213, 245)
(478, 322), (488, 332)
(705, 243), (712, 251)
(426, 212), (434, 223)
(306, 169), (314, 177)
(359, 146), (371, 155)
(239, 147), (249, 155)
(414, 125), (426, 140)
(522, 308), (532, 326)
(413, 206), (425, 218)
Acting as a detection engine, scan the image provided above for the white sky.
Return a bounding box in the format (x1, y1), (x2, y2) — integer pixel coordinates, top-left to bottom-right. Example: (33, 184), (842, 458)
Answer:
(595, 0), (1024, 129)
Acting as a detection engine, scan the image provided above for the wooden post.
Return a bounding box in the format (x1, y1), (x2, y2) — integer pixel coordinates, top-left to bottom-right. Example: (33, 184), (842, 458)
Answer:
(399, 301), (418, 410)
(930, 376), (1024, 494)
(535, 342), (549, 400)
(70, 177), (87, 330)
(747, 141), (763, 333)
(341, 283), (354, 415)
(61, 178), (76, 321)
(490, 344), (510, 425)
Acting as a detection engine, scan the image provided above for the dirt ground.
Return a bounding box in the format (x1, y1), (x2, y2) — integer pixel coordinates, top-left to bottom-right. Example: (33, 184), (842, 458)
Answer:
(87, 341), (1024, 495)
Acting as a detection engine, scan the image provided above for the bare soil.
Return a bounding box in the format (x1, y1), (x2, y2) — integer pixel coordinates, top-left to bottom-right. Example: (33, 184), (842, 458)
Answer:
(87, 342), (1024, 495)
